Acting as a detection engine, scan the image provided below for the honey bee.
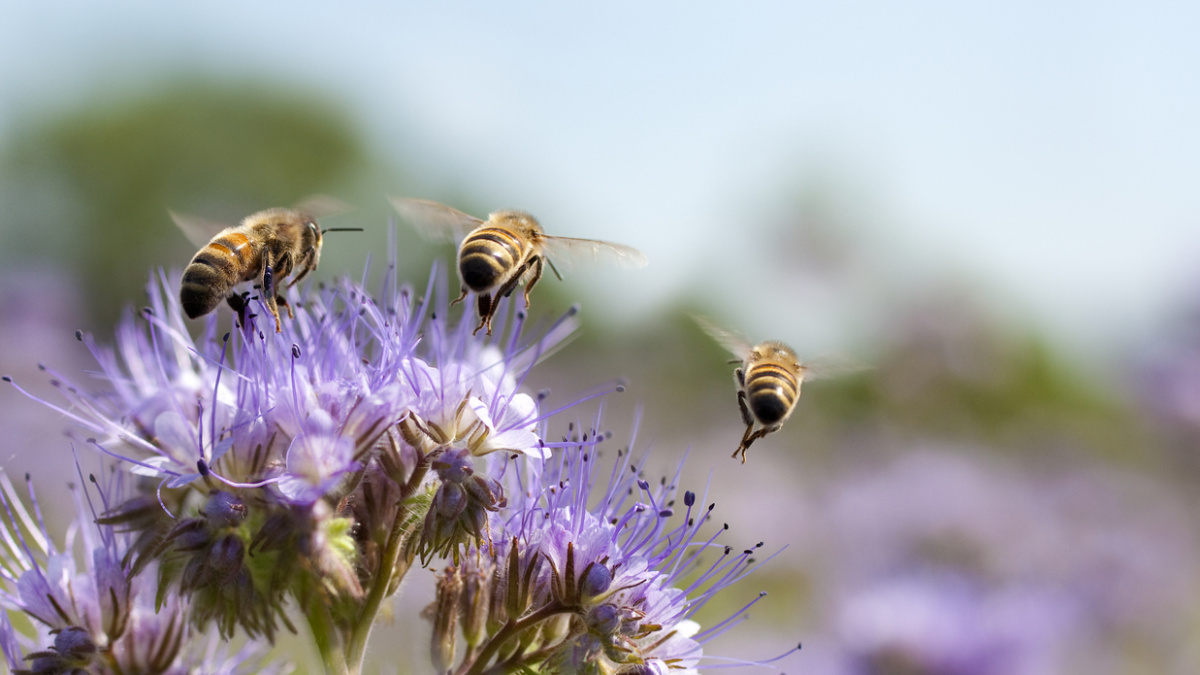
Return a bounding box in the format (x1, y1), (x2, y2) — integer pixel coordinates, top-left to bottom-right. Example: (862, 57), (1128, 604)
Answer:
(695, 316), (856, 463)
(391, 198), (648, 335)
(173, 198), (357, 332)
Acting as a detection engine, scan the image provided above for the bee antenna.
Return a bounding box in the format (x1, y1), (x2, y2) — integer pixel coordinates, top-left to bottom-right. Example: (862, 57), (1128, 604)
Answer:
(321, 227), (364, 234)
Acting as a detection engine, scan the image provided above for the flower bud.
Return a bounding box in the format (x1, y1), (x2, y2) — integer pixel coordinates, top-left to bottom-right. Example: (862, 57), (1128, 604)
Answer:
(586, 604), (621, 636)
(203, 490), (248, 529)
(487, 562), (509, 634)
(465, 473), (504, 506)
(544, 633), (604, 675)
(579, 562), (613, 598)
(418, 449), (508, 564)
(459, 564), (491, 648)
(17, 626), (99, 675)
(208, 534), (246, 582)
(435, 482), (468, 518)
(434, 449), (474, 483)
(430, 567), (463, 673)
(53, 626), (98, 665)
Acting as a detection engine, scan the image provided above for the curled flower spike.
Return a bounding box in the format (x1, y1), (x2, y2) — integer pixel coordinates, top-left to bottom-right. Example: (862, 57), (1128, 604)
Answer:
(423, 412), (787, 675)
(12, 626), (98, 675)
(0, 470), (287, 674)
(417, 449), (508, 565)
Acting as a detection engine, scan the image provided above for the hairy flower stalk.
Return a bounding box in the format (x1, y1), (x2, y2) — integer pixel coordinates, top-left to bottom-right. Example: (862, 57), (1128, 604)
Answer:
(4, 255), (791, 673)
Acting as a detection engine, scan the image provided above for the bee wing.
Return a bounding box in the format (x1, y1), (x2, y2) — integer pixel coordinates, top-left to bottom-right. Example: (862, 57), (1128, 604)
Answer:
(692, 315), (755, 361)
(799, 353), (870, 381)
(538, 235), (649, 271)
(389, 197), (483, 244)
(169, 210), (233, 249)
(294, 194), (354, 219)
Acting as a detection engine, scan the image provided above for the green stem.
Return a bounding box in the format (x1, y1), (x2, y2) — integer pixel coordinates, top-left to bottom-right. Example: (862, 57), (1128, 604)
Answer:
(306, 595), (350, 675)
(460, 601), (575, 675)
(344, 459), (431, 671)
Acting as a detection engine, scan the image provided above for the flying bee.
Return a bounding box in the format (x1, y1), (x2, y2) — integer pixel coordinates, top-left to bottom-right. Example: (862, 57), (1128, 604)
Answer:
(695, 316), (858, 463)
(173, 197), (358, 332)
(391, 197), (648, 335)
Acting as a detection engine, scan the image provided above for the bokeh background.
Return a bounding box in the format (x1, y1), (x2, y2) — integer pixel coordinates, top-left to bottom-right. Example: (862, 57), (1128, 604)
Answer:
(3, 3), (1200, 673)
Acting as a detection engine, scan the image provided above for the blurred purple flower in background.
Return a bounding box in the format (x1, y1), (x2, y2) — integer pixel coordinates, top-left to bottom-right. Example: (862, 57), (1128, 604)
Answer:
(783, 449), (1200, 675)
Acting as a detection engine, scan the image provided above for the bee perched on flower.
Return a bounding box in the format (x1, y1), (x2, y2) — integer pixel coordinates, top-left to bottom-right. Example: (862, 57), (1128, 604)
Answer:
(2, 231), (795, 674)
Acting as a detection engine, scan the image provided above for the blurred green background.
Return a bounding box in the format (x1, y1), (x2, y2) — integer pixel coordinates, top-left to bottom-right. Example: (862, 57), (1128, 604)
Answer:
(2, 3), (1199, 674)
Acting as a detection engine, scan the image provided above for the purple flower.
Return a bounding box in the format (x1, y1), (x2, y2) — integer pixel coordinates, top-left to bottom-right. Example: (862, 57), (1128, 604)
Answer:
(424, 417), (793, 674)
(9, 265), (567, 508)
(0, 470), (288, 674)
(833, 571), (1075, 675)
(3, 246), (789, 674)
(792, 449), (1200, 675)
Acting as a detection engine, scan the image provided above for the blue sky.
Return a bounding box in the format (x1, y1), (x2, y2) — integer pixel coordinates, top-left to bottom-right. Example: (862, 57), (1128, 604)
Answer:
(2, 1), (1198, 363)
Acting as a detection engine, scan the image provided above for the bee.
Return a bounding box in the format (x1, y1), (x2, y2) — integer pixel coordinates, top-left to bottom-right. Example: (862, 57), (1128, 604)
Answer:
(391, 198), (648, 335)
(695, 316), (855, 463)
(173, 198), (357, 332)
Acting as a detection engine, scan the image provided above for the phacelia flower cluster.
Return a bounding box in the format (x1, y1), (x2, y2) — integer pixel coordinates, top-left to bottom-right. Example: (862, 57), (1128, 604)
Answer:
(1, 259), (789, 674)
(424, 419), (783, 674)
(0, 470), (289, 674)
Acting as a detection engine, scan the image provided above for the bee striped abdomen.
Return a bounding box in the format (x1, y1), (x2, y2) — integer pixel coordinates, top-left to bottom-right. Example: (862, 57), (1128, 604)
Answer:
(180, 232), (258, 319)
(744, 363), (798, 425)
(458, 227), (526, 292)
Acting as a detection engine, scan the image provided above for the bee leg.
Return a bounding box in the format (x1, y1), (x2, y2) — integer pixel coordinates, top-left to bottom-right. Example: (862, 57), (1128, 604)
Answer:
(734, 426), (773, 464)
(734, 422), (755, 463)
(496, 267), (526, 300)
(521, 257), (545, 308)
(274, 250), (295, 281)
(272, 251), (297, 317)
(473, 294), (493, 336)
(288, 246), (318, 288)
(737, 389), (754, 427)
(484, 265), (531, 333)
(451, 287), (468, 307)
(275, 293), (294, 320)
(261, 254), (284, 333)
(263, 294), (283, 332)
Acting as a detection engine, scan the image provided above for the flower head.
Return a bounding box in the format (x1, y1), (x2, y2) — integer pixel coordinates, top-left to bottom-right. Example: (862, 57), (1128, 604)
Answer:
(3, 242), (792, 673)
(4, 262), (580, 640)
(424, 415), (791, 674)
(0, 469), (289, 674)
